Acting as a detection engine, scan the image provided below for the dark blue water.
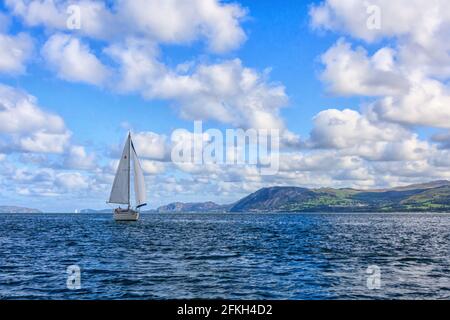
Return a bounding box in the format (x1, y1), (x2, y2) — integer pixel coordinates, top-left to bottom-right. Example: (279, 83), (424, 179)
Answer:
(0, 213), (449, 299)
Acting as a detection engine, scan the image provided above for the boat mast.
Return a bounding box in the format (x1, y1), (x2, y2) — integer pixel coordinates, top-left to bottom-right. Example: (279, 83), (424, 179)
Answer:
(128, 131), (131, 209)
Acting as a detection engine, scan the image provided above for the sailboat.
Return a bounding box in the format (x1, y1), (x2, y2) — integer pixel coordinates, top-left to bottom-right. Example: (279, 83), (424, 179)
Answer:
(108, 132), (147, 221)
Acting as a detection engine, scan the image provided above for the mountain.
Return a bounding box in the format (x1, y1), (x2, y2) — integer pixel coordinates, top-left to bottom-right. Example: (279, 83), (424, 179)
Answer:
(229, 187), (317, 212)
(0, 206), (42, 213)
(374, 180), (450, 192)
(229, 180), (450, 212)
(80, 202), (229, 214)
(79, 180), (450, 214)
(156, 201), (230, 213)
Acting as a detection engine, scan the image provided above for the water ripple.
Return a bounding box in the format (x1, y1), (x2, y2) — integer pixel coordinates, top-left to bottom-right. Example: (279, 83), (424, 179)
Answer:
(0, 213), (449, 299)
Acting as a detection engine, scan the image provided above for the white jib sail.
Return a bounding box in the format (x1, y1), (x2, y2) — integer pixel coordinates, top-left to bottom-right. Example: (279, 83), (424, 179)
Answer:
(131, 140), (147, 207)
(109, 135), (130, 205)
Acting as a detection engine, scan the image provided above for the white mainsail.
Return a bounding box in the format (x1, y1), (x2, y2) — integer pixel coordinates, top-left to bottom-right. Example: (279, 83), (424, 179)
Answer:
(131, 140), (147, 208)
(109, 134), (131, 205)
(109, 133), (147, 210)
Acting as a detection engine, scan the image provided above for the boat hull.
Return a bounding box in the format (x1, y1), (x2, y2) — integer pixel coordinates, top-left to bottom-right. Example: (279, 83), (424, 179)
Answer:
(113, 208), (139, 221)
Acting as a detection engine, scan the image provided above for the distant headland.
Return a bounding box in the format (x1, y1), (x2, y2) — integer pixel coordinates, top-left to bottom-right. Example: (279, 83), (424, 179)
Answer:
(85, 180), (450, 213)
(4, 180), (450, 213)
(0, 206), (42, 213)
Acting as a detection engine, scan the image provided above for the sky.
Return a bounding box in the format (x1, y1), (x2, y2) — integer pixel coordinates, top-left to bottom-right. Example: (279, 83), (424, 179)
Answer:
(1, 0), (450, 212)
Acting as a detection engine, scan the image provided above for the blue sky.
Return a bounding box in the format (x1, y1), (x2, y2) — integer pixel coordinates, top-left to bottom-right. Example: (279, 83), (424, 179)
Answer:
(3, 1), (341, 140)
(1, 0), (450, 212)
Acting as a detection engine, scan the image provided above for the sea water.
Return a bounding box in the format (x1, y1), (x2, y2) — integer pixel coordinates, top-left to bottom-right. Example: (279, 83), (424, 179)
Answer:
(0, 213), (449, 299)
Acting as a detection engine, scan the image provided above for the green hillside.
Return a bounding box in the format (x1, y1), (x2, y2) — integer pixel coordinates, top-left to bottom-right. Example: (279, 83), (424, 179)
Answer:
(229, 181), (450, 212)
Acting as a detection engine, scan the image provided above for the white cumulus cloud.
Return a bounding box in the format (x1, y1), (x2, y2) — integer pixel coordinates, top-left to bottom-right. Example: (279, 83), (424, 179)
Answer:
(41, 33), (110, 85)
(6, 0), (247, 53)
(0, 32), (33, 74)
(0, 83), (71, 154)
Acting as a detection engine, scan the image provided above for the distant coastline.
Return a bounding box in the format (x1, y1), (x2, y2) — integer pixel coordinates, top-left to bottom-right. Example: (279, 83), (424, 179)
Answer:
(0, 206), (42, 213)
(4, 180), (450, 214)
